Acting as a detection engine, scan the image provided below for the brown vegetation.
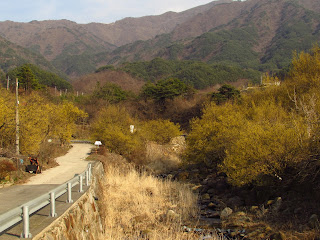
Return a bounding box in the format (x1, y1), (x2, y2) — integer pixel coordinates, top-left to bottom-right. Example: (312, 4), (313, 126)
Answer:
(95, 152), (205, 240)
(72, 70), (145, 94)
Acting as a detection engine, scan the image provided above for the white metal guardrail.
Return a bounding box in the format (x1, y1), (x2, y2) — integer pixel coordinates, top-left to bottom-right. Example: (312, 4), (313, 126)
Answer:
(0, 163), (92, 238)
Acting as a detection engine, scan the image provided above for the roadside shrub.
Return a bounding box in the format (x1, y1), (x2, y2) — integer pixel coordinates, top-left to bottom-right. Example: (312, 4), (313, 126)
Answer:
(0, 159), (16, 180)
(185, 98), (309, 186)
(184, 102), (246, 167)
(91, 105), (143, 157)
(140, 119), (182, 144)
(222, 119), (306, 186)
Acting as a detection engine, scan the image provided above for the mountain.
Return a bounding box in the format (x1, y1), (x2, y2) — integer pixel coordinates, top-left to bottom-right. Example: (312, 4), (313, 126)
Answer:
(0, 20), (115, 61)
(0, 35), (62, 75)
(0, 0), (232, 76)
(97, 0), (320, 72)
(83, 0), (232, 47)
(0, 0), (320, 77)
(0, 0), (231, 58)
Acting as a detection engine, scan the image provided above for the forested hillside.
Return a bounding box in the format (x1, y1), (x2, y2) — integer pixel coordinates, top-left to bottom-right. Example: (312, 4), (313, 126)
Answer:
(119, 58), (260, 88)
(7, 64), (72, 90)
(0, 36), (60, 75)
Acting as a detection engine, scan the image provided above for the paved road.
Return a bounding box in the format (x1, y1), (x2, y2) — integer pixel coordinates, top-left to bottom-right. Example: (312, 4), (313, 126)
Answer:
(0, 184), (90, 240)
(0, 143), (93, 214)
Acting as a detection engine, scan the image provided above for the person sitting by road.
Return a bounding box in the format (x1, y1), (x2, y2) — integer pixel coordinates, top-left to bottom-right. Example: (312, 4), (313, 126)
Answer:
(28, 157), (40, 174)
(29, 157), (39, 165)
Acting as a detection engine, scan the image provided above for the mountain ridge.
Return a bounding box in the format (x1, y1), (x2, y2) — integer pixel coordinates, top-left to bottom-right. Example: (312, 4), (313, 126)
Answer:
(0, 0), (319, 77)
(0, 0), (232, 59)
(95, 0), (320, 72)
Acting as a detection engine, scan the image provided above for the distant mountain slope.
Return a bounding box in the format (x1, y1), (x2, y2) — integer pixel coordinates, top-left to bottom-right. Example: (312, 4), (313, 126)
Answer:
(0, 20), (116, 61)
(0, 0), (231, 58)
(83, 0), (232, 46)
(296, 0), (320, 13)
(0, 0), (320, 77)
(171, 1), (247, 41)
(97, 0), (320, 72)
(0, 0), (232, 76)
(0, 35), (62, 75)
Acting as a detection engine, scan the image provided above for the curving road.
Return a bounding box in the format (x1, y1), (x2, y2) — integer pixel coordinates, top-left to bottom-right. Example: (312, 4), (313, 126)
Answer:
(24, 144), (93, 185)
(0, 143), (93, 214)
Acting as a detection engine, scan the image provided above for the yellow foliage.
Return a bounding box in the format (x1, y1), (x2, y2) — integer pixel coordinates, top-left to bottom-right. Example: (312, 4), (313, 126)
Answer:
(140, 119), (182, 144)
(288, 46), (320, 95)
(182, 46), (320, 186)
(222, 117), (307, 186)
(0, 90), (15, 148)
(49, 101), (88, 145)
(19, 93), (52, 154)
(91, 105), (140, 155)
(185, 97), (308, 186)
(262, 72), (280, 86)
(0, 90), (88, 154)
(184, 102), (246, 166)
(91, 107), (182, 162)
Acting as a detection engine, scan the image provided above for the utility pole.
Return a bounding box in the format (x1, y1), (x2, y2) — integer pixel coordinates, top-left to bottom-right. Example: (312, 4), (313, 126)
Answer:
(15, 78), (20, 155)
(6, 76), (10, 90)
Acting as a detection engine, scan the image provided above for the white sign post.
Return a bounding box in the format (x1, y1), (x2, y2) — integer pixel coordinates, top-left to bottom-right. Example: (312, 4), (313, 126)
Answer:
(130, 125), (135, 133)
(94, 141), (102, 147)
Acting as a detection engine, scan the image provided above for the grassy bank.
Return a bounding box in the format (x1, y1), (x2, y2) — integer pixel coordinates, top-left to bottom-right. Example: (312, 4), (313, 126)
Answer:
(96, 153), (217, 240)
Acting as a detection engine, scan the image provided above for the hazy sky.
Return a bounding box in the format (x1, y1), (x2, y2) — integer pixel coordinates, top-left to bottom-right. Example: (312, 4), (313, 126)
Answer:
(0, 0), (217, 24)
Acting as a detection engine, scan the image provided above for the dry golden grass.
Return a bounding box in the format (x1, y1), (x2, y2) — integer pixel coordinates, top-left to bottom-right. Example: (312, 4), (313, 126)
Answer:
(144, 138), (185, 174)
(98, 153), (210, 240)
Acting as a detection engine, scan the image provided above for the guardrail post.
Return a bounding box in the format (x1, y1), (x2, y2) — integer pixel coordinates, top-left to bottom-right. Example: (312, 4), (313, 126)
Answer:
(86, 170), (89, 186)
(21, 206), (32, 238)
(67, 182), (73, 203)
(79, 175), (83, 192)
(88, 163), (92, 181)
(50, 192), (57, 217)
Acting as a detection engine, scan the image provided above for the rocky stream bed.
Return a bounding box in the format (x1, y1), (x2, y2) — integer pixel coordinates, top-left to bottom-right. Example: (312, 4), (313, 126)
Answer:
(160, 165), (320, 240)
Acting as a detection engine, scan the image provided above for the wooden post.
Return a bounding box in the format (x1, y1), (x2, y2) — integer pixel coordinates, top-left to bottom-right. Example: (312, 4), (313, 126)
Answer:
(15, 78), (20, 155)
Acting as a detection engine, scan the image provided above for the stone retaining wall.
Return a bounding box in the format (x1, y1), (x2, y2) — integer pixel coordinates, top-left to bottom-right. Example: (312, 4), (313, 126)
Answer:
(33, 162), (105, 240)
